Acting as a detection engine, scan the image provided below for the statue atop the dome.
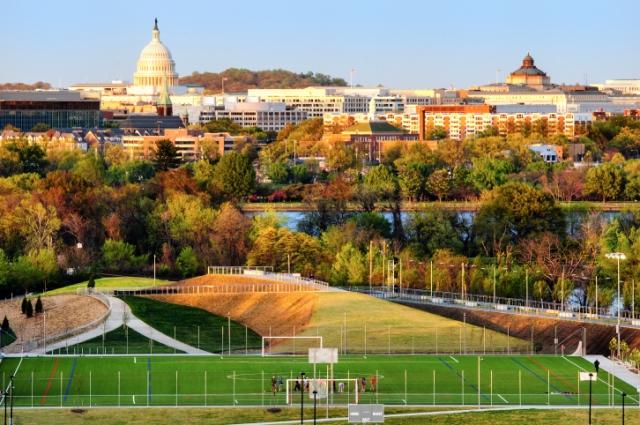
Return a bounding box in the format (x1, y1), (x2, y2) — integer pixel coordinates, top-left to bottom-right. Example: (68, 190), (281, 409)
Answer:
(154, 18), (158, 31)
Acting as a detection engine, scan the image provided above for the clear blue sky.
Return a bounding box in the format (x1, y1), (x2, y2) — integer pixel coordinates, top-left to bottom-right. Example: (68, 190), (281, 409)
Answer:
(2, 0), (638, 89)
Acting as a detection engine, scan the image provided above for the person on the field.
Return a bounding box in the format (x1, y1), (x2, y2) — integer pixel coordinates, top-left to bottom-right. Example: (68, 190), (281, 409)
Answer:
(360, 377), (366, 393)
(271, 376), (277, 395)
(338, 382), (345, 393)
(294, 376), (301, 392)
(370, 375), (377, 392)
(277, 376), (284, 392)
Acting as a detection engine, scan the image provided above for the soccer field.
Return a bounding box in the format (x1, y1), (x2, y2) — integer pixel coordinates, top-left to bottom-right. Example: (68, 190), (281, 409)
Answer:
(0, 355), (636, 408)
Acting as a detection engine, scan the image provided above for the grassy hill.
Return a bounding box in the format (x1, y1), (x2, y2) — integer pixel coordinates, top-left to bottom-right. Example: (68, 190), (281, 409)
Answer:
(180, 68), (347, 93)
(146, 275), (529, 354)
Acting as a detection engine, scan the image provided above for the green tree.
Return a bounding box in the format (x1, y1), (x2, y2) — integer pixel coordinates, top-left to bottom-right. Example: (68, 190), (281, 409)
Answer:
(332, 243), (367, 286)
(154, 140), (180, 171)
(474, 182), (565, 256)
(584, 162), (626, 201)
(266, 161), (290, 184)
(1, 316), (9, 332)
(405, 210), (463, 257)
(203, 118), (243, 134)
(176, 246), (199, 277)
(21, 297), (27, 314)
(102, 239), (147, 272)
(213, 152), (256, 200)
(468, 157), (514, 192)
(8, 143), (48, 175)
(87, 274), (96, 289)
(397, 161), (430, 201)
(426, 169), (452, 201)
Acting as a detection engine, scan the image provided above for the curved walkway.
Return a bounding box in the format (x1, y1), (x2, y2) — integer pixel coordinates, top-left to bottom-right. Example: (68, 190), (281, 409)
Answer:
(24, 295), (209, 355)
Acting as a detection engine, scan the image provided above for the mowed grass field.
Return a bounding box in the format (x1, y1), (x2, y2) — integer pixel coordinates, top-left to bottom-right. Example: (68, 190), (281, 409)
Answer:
(45, 277), (172, 296)
(0, 355), (636, 408)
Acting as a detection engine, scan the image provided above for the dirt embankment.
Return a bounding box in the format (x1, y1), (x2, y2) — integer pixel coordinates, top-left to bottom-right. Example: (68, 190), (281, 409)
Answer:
(402, 302), (640, 355)
(146, 275), (318, 337)
(0, 295), (108, 347)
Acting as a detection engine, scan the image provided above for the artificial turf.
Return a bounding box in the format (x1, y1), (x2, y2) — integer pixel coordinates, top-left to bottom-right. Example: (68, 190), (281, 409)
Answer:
(0, 355), (636, 408)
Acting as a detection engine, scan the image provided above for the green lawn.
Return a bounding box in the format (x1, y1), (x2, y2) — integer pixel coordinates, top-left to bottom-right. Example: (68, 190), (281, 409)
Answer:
(47, 326), (180, 355)
(121, 296), (262, 353)
(0, 355), (636, 408)
(46, 277), (173, 296)
(5, 407), (640, 425)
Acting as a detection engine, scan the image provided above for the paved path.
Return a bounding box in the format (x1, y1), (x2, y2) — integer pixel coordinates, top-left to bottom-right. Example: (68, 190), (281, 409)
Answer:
(28, 295), (209, 355)
(584, 355), (640, 392)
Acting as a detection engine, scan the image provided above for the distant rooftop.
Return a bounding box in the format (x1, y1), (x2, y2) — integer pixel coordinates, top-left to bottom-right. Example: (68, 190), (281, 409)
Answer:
(0, 90), (96, 102)
(342, 121), (405, 135)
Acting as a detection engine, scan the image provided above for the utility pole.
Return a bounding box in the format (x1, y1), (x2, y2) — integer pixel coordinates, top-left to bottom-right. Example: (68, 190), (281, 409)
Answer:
(369, 241), (373, 293)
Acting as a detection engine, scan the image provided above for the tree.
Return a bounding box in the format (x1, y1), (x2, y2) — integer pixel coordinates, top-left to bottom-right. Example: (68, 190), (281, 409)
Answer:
(1, 316), (9, 332)
(25, 298), (33, 318)
(211, 203), (251, 265)
(7, 143), (48, 175)
(397, 161), (430, 201)
(405, 210), (463, 257)
(266, 161), (290, 184)
(87, 274), (96, 289)
(21, 297), (27, 314)
(426, 169), (452, 201)
(30, 123), (50, 132)
(203, 118), (243, 134)
(213, 152), (256, 200)
(474, 182), (565, 257)
(176, 246), (199, 277)
(468, 157), (514, 192)
(13, 199), (61, 252)
(102, 239), (147, 272)
(331, 243), (367, 286)
(35, 296), (43, 314)
(584, 162), (625, 201)
(154, 140), (180, 171)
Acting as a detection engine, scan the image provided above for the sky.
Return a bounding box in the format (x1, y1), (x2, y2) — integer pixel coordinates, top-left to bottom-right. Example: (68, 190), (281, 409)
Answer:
(2, 0), (639, 89)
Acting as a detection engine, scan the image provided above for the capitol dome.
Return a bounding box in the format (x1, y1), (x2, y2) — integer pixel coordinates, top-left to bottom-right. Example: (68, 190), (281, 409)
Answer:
(133, 19), (178, 89)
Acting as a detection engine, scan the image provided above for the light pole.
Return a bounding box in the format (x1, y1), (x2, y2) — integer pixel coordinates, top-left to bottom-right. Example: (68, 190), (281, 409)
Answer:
(621, 391), (627, 425)
(8, 375), (13, 425)
(493, 266), (497, 304)
(312, 390), (317, 425)
(589, 359), (599, 425)
(605, 252), (627, 359)
(477, 356), (482, 406)
(300, 372), (306, 425)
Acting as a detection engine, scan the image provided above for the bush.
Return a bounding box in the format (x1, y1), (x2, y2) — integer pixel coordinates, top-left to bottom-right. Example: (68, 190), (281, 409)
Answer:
(25, 299), (33, 318)
(21, 297), (27, 314)
(102, 239), (148, 272)
(176, 247), (199, 278)
(35, 296), (43, 314)
(1, 316), (9, 331)
(87, 274), (96, 289)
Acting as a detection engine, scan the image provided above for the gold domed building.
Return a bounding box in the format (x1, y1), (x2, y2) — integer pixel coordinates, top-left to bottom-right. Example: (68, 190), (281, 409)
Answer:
(506, 53), (551, 90)
(133, 19), (178, 91)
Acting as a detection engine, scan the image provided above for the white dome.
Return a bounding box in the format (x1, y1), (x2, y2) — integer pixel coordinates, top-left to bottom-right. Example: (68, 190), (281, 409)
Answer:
(133, 20), (178, 89)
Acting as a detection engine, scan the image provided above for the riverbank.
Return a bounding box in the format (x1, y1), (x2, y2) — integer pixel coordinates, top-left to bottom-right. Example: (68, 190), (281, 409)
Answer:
(242, 201), (640, 213)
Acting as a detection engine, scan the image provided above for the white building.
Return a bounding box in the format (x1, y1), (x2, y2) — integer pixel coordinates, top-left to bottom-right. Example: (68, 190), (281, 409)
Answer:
(199, 101), (307, 131)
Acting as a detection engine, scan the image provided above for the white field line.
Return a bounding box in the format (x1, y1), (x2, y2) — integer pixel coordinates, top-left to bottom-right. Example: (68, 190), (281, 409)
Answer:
(498, 394), (508, 403)
(132, 395), (136, 405)
(563, 356), (638, 403)
(449, 356), (459, 363)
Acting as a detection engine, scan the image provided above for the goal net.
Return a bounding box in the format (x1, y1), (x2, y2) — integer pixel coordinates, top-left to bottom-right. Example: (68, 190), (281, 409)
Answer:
(261, 336), (323, 356)
(285, 378), (359, 405)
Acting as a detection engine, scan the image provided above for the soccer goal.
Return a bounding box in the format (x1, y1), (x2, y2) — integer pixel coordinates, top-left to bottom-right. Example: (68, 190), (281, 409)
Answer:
(285, 378), (359, 405)
(261, 336), (323, 356)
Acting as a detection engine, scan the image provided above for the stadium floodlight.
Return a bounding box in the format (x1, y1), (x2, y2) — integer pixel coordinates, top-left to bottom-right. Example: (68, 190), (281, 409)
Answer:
(605, 252), (626, 359)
